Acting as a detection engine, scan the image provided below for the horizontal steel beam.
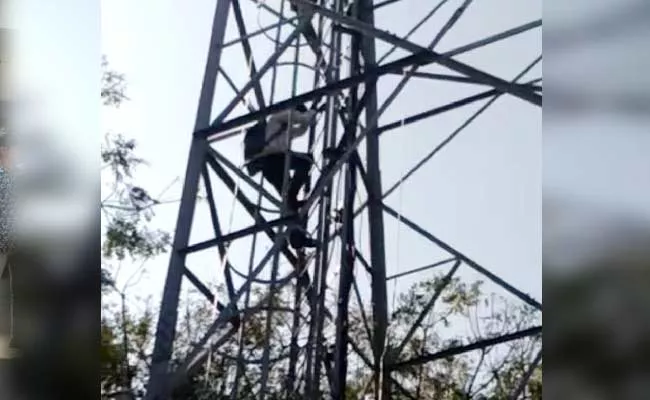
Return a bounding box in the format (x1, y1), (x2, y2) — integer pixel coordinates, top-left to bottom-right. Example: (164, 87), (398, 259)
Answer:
(199, 19), (542, 141)
(377, 88), (502, 134)
(293, 0), (542, 106)
(388, 71), (541, 90)
(183, 266), (217, 304)
(208, 147), (283, 208)
(390, 325), (542, 370)
(182, 266), (241, 330)
(373, 0), (404, 10)
(385, 257), (457, 281)
(179, 215), (298, 254)
(209, 21), (309, 127)
(222, 17), (298, 49)
(325, 78), (541, 248)
(195, 50), (443, 139)
(382, 204), (542, 311)
(443, 19), (541, 58)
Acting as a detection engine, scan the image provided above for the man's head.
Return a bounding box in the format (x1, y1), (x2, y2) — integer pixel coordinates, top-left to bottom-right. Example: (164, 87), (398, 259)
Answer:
(295, 103), (307, 113)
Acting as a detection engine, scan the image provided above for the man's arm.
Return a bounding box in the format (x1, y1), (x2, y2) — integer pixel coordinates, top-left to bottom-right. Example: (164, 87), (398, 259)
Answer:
(288, 109), (317, 138)
(268, 109), (315, 126)
(267, 109), (316, 139)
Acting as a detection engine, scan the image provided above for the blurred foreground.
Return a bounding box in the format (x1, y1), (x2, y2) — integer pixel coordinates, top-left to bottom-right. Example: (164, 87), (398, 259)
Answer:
(544, 0), (650, 398)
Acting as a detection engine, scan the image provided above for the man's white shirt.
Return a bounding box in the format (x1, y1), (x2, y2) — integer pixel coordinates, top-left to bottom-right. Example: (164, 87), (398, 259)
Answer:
(261, 108), (317, 155)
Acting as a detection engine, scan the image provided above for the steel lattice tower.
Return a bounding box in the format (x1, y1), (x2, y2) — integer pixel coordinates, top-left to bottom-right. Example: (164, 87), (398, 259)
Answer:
(145, 0), (542, 398)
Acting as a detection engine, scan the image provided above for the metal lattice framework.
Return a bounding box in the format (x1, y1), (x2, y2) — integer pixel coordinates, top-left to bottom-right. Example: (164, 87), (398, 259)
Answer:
(145, 0), (542, 398)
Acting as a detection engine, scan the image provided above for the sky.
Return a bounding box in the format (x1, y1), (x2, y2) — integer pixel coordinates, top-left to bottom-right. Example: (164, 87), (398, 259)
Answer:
(8, 0), (544, 320)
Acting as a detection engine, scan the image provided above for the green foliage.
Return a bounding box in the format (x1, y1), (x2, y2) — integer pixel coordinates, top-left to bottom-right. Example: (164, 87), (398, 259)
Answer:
(101, 300), (155, 396)
(100, 59), (171, 292)
(102, 217), (170, 260)
(344, 270), (541, 400)
(100, 58), (172, 397)
(102, 268), (116, 291)
(101, 317), (132, 393)
(101, 131), (170, 264)
(101, 134), (144, 183)
(102, 56), (128, 107)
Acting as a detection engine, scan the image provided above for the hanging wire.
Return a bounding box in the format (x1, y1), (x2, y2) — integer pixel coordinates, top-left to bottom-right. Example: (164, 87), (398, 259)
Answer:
(255, 0), (355, 59)
(202, 45), (258, 381)
(230, 173), (265, 399)
(204, 159), (244, 384)
(256, 0), (313, 49)
(375, 68), (409, 398)
(389, 125), (406, 315)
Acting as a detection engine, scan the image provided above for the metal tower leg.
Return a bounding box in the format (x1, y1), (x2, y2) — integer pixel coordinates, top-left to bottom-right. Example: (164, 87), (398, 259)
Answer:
(354, 0), (390, 397)
(145, 1), (232, 398)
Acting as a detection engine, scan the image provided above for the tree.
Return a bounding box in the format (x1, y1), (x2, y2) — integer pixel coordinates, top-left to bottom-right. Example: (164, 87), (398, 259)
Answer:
(100, 57), (170, 286)
(340, 274), (541, 400)
(101, 58), (170, 398)
(137, 275), (540, 400)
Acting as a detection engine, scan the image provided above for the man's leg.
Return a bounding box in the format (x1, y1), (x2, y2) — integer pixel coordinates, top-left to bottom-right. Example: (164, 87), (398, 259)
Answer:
(286, 153), (319, 249)
(288, 152), (313, 210)
(261, 153), (318, 249)
(260, 154), (287, 200)
(263, 152), (311, 212)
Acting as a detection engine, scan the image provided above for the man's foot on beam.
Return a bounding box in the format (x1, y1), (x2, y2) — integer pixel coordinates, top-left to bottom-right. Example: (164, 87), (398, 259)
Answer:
(323, 147), (344, 160)
(293, 200), (308, 211)
(289, 232), (320, 250)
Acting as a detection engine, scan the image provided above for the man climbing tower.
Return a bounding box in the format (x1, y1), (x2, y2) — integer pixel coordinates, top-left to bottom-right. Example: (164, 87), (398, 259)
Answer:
(243, 104), (320, 249)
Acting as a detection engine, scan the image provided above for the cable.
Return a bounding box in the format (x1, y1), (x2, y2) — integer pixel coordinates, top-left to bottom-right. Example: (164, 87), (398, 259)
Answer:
(228, 244), (314, 285)
(377, 65), (410, 400)
(391, 68), (408, 307)
(204, 147), (246, 385)
(230, 173), (266, 400)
